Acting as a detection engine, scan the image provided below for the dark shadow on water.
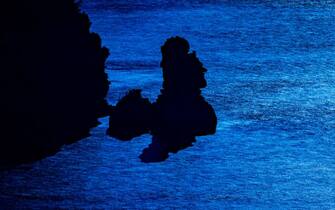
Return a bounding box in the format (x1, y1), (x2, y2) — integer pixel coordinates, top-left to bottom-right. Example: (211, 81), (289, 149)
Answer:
(107, 37), (217, 162)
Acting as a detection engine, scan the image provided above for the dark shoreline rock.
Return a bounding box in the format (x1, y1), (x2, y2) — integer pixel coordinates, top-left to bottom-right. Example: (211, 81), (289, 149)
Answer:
(0, 0), (110, 168)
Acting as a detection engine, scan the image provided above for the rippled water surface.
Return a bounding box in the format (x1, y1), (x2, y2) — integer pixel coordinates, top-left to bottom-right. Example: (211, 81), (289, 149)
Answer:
(1, 0), (335, 208)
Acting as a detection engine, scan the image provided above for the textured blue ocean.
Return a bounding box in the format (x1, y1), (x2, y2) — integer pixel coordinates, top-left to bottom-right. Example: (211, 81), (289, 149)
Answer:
(1, 0), (335, 209)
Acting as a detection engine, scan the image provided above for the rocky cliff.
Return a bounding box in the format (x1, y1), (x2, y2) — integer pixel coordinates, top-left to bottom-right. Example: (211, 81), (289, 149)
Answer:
(0, 0), (110, 167)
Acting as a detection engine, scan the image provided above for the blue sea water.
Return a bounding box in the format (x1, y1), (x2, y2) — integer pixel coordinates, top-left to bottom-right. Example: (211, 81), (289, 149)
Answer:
(1, 0), (335, 209)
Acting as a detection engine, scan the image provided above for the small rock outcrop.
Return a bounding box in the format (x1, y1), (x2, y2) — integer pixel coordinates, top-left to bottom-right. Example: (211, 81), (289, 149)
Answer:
(0, 0), (109, 168)
(108, 37), (217, 162)
(107, 89), (153, 140)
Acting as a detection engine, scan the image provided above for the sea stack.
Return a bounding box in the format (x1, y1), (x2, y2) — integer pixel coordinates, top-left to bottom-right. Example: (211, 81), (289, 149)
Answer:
(107, 37), (217, 162)
(0, 0), (109, 167)
(140, 37), (217, 162)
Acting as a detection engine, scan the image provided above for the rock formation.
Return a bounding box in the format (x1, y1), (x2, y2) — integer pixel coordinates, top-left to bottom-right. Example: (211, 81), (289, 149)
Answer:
(107, 89), (153, 140)
(0, 0), (110, 168)
(108, 37), (217, 162)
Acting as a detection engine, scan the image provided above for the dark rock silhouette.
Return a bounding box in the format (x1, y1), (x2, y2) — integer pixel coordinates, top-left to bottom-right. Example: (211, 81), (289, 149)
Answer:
(0, 0), (109, 168)
(107, 89), (153, 140)
(108, 37), (217, 162)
